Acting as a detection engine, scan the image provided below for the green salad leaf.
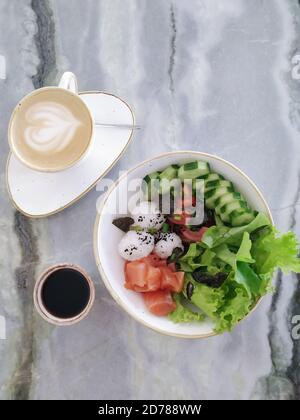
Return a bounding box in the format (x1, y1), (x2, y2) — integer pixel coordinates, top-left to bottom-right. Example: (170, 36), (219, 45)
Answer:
(200, 249), (216, 266)
(169, 294), (205, 323)
(174, 212), (300, 334)
(213, 244), (236, 268)
(252, 226), (300, 275)
(185, 277), (225, 320)
(236, 232), (255, 264)
(201, 212), (270, 248)
(178, 243), (202, 272)
(234, 261), (261, 297)
(215, 214), (225, 227)
(183, 276), (252, 332)
(214, 280), (252, 333)
(180, 243), (201, 260)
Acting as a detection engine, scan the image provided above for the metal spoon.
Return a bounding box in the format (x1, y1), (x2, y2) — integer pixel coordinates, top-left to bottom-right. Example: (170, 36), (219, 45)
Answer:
(94, 122), (141, 130)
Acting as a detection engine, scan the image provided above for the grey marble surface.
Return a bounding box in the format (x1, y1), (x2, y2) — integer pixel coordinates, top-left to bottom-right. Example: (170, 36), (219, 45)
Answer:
(0, 0), (300, 400)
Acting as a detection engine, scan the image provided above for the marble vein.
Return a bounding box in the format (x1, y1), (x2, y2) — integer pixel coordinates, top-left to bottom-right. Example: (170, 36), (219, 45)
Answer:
(31, 0), (57, 88)
(168, 4), (177, 95)
(286, 172), (300, 398)
(5, 0), (58, 400)
(8, 214), (39, 400)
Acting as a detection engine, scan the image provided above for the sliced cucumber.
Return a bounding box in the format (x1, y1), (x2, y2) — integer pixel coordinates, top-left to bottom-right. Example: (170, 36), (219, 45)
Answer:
(159, 164), (179, 194)
(205, 186), (234, 209)
(230, 209), (257, 227)
(192, 178), (205, 197)
(142, 171), (161, 200)
(160, 164), (179, 178)
(219, 200), (249, 223)
(215, 192), (242, 209)
(205, 180), (234, 193)
(215, 194), (235, 215)
(202, 173), (224, 182)
(178, 161), (210, 180)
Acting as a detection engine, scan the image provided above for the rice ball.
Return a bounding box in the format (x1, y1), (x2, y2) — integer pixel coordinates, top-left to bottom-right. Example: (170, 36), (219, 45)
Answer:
(118, 231), (154, 261)
(154, 233), (183, 259)
(131, 201), (165, 231)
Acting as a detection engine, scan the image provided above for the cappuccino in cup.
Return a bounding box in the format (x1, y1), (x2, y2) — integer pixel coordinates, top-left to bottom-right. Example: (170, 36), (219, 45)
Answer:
(8, 75), (93, 172)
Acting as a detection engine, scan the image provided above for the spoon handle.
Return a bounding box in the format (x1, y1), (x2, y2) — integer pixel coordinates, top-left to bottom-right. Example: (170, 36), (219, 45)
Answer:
(94, 122), (141, 130)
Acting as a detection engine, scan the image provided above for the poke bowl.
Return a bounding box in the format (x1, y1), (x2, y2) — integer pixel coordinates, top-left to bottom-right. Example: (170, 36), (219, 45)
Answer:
(94, 151), (273, 338)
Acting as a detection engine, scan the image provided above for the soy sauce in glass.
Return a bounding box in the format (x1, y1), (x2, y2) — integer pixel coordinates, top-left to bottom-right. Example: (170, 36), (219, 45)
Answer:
(41, 267), (91, 319)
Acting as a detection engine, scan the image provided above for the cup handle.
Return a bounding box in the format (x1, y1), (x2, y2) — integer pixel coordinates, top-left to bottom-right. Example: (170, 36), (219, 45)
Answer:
(58, 72), (78, 94)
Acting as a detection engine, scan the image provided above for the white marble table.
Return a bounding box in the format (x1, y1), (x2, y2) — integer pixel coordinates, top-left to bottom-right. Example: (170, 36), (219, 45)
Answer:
(0, 0), (300, 400)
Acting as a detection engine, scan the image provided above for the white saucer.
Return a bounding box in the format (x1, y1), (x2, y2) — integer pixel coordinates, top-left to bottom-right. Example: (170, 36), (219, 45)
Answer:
(6, 91), (135, 218)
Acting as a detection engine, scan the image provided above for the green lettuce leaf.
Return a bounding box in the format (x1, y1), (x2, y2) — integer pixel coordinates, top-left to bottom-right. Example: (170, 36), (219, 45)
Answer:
(188, 280), (225, 320)
(199, 249), (223, 275)
(185, 276), (253, 333)
(178, 261), (195, 272)
(236, 232), (255, 264)
(252, 226), (300, 275)
(213, 244), (236, 268)
(169, 294), (205, 323)
(200, 249), (217, 266)
(215, 214), (225, 227)
(179, 246), (228, 275)
(174, 212), (300, 334)
(180, 243), (201, 261)
(214, 281), (253, 333)
(212, 234), (260, 297)
(201, 212), (270, 248)
(213, 232), (254, 269)
(235, 261), (261, 297)
(178, 243), (203, 272)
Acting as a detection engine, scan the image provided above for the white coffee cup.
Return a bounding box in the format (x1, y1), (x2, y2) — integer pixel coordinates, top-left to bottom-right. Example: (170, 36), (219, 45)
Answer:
(8, 72), (94, 173)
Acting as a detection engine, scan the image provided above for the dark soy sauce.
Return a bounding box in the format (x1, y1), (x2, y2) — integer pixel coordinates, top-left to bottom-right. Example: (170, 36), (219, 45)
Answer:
(41, 268), (90, 319)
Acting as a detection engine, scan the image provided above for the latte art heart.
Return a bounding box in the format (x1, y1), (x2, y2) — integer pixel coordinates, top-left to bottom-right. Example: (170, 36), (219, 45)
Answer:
(24, 101), (83, 153)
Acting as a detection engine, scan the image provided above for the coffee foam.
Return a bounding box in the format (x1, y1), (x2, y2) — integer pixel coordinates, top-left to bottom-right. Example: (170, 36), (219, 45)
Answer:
(24, 101), (83, 153)
(10, 87), (93, 171)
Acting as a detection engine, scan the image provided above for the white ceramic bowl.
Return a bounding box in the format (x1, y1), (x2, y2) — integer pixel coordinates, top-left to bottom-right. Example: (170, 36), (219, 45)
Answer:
(94, 151), (272, 338)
